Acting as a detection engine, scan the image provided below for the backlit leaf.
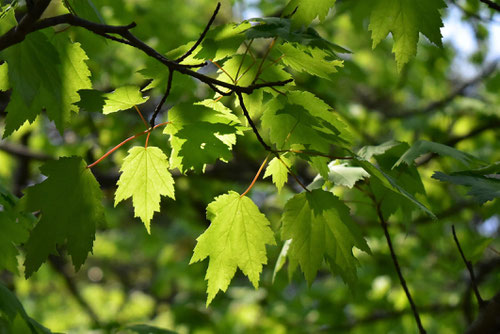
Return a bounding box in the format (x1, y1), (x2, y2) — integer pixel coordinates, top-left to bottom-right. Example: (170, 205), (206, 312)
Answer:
(369, 0), (446, 70)
(102, 86), (149, 114)
(263, 155), (291, 193)
(115, 146), (175, 233)
(190, 191), (276, 305)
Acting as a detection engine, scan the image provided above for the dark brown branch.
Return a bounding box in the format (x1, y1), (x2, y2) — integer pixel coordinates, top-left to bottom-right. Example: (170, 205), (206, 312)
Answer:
(149, 69), (173, 127)
(479, 0), (500, 12)
(452, 225), (485, 308)
(0, 14), (292, 96)
(465, 291), (500, 334)
(0, 0), (51, 49)
(236, 92), (271, 151)
(175, 2), (221, 63)
(276, 154), (311, 192)
(42, 15), (292, 94)
(376, 204), (427, 334)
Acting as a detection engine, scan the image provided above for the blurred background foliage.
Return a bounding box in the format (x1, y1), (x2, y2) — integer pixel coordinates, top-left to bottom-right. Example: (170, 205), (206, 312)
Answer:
(0, 0), (499, 333)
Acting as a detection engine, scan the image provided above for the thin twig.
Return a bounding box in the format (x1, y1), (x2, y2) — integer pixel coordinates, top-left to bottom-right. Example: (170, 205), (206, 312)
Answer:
(0, 14), (293, 95)
(134, 105), (149, 128)
(479, 0), (500, 12)
(375, 204), (427, 334)
(241, 154), (270, 197)
(452, 225), (485, 308)
(149, 69), (173, 127)
(236, 39), (254, 80)
(175, 2), (221, 63)
(276, 154), (310, 192)
(86, 122), (169, 168)
(211, 58), (235, 83)
(252, 37), (277, 84)
(236, 92), (271, 151)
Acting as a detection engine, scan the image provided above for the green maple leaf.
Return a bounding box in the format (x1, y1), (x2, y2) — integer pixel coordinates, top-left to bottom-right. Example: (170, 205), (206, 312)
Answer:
(433, 164), (500, 204)
(194, 22), (251, 62)
(164, 101), (243, 173)
(282, 189), (370, 287)
(278, 43), (343, 81)
(0, 187), (32, 275)
(245, 17), (350, 55)
(2, 30), (91, 137)
(102, 86), (149, 114)
(65, 0), (105, 24)
(393, 140), (484, 169)
(190, 191), (276, 305)
(21, 157), (105, 277)
(263, 155), (291, 193)
(369, 0), (446, 71)
(283, 0), (336, 27)
(261, 91), (352, 177)
(357, 141), (431, 220)
(325, 162), (370, 189)
(115, 146), (175, 233)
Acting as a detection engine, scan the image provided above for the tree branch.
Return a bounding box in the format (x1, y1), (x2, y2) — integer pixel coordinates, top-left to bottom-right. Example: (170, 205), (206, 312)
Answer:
(376, 204), (427, 334)
(149, 69), (173, 127)
(465, 291), (500, 334)
(236, 92), (271, 151)
(479, 0), (500, 12)
(452, 225), (485, 308)
(0, 13), (293, 95)
(175, 2), (221, 63)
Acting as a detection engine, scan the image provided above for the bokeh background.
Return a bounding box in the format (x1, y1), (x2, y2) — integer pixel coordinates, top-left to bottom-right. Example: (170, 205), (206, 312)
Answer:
(1, 0), (499, 333)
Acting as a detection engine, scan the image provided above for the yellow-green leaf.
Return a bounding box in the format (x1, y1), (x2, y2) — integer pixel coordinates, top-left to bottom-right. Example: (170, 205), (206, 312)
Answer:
(115, 146), (175, 233)
(190, 191), (276, 305)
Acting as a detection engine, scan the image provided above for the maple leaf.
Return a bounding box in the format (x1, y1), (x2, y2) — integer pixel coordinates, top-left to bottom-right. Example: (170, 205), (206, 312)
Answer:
(324, 162), (370, 189)
(283, 0), (336, 27)
(261, 91), (352, 177)
(393, 140), (484, 169)
(65, 0), (105, 24)
(164, 101), (243, 173)
(282, 189), (370, 287)
(1, 30), (91, 136)
(433, 164), (500, 204)
(263, 155), (291, 193)
(278, 43), (343, 81)
(244, 17), (350, 55)
(355, 142), (435, 220)
(102, 86), (149, 114)
(0, 187), (32, 275)
(369, 0), (446, 71)
(193, 22), (251, 62)
(115, 146), (175, 233)
(190, 191), (276, 305)
(21, 157), (105, 277)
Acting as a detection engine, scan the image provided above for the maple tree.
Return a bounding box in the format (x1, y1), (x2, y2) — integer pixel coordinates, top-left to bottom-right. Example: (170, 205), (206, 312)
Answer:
(0, 0), (499, 333)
